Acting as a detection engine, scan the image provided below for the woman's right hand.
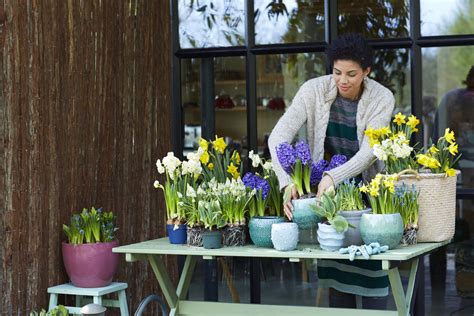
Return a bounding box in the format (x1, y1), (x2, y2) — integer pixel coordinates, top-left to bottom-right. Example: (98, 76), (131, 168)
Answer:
(283, 185), (299, 220)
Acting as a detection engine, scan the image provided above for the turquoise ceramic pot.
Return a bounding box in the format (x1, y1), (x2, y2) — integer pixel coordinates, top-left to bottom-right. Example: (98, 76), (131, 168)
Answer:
(291, 197), (320, 230)
(360, 213), (403, 249)
(249, 216), (285, 247)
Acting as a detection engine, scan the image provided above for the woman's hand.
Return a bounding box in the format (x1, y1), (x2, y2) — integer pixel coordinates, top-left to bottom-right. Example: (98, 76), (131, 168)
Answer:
(283, 185), (298, 220)
(316, 175), (335, 198)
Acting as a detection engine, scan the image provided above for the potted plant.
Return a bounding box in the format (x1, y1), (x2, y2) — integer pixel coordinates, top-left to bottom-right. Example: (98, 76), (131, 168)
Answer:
(365, 113), (460, 242)
(181, 182), (206, 246)
(154, 150), (201, 244)
(276, 141), (347, 242)
(359, 174), (404, 249)
(62, 207), (119, 288)
(336, 179), (371, 247)
(244, 171), (284, 247)
(199, 200), (226, 249)
(394, 183), (420, 245)
(311, 186), (351, 251)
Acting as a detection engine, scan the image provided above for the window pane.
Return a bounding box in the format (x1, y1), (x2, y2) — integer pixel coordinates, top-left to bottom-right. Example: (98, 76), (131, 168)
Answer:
(422, 46), (474, 181)
(370, 48), (411, 114)
(421, 0), (474, 36)
(254, 0), (325, 45)
(256, 53), (326, 156)
(338, 0), (409, 38)
(214, 56), (247, 149)
(178, 0), (245, 49)
(182, 58), (202, 155)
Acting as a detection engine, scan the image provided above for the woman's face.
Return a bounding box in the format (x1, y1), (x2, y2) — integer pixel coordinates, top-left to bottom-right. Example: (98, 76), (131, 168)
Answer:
(333, 60), (371, 100)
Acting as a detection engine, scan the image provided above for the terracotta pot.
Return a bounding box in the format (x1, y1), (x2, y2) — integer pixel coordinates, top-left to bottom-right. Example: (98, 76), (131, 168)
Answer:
(62, 240), (119, 288)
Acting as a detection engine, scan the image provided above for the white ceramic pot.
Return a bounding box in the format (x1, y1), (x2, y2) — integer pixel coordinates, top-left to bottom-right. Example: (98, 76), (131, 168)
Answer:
(271, 222), (299, 251)
(317, 222), (345, 252)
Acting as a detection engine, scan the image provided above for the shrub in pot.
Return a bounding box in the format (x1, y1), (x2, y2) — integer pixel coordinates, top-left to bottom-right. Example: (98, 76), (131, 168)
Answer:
(336, 179), (371, 247)
(62, 207), (119, 288)
(312, 187), (352, 251)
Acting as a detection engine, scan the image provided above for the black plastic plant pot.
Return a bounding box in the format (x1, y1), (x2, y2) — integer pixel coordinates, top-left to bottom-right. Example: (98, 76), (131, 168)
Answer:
(202, 230), (222, 249)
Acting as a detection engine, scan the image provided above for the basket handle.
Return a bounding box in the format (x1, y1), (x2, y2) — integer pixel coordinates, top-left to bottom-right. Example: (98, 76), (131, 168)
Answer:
(395, 168), (421, 180)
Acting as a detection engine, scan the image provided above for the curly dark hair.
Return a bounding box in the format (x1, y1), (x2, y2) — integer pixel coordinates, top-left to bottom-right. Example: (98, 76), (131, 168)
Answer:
(326, 33), (373, 70)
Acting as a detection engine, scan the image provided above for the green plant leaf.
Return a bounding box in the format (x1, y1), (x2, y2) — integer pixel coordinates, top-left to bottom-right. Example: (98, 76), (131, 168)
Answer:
(331, 215), (349, 233)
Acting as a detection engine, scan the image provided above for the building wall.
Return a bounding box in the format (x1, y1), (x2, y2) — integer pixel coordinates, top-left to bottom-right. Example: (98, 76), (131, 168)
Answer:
(0, 1), (174, 313)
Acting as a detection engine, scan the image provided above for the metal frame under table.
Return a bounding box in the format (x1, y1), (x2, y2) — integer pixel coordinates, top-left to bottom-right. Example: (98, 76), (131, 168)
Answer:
(113, 238), (449, 316)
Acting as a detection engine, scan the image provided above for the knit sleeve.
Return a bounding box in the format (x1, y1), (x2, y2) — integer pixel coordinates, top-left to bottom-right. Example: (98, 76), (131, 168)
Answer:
(268, 82), (314, 190)
(324, 90), (395, 185)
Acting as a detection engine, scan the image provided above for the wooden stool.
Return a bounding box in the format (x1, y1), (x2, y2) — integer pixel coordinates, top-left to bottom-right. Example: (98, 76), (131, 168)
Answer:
(47, 282), (129, 315)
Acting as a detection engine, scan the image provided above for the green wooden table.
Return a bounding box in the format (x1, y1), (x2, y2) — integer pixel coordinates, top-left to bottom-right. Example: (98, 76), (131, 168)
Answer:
(113, 238), (449, 316)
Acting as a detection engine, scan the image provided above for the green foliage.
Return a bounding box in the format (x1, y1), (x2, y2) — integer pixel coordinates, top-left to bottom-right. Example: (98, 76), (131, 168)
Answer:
(336, 179), (366, 211)
(63, 207), (118, 244)
(311, 187), (350, 233)
(30, 305), (68, 316)
(198, 200), (226, 230)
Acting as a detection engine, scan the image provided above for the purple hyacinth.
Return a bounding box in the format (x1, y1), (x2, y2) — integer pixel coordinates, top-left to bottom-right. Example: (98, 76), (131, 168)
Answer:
(243, 172), (270, 199)
(310, 159), (328, 185)
(295, 141), (312, 166)
(275, 142), (296, 174)
(326, 154), (347, 171)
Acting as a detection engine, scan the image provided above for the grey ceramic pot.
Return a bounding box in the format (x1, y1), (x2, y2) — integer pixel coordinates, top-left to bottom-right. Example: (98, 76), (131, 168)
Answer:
(339, 208), (372, 247)
(317, 223), (345, 251)
(249, 216), (285, 247)
(360, 213), (403, 249)
(202, 230), (222, 249)
(291, 197), (320, 230)
(271, 222), (299, 251)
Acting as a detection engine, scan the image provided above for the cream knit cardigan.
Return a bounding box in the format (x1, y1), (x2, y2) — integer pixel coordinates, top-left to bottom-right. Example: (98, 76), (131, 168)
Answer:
(268, 75), (395, 190)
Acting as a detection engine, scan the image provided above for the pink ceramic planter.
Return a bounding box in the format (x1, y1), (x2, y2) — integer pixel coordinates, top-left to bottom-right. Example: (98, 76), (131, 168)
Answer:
(62, 240), (119, 288)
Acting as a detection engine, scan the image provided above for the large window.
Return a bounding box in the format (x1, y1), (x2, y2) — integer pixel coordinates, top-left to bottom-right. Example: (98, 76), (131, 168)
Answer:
(172, 0), (474, 309)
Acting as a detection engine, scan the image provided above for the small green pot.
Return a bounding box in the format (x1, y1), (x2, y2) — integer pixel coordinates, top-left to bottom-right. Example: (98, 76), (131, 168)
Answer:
(249, 216), (285, 247)
(202, 230), (222, 249)
(360, 213), (403, 249)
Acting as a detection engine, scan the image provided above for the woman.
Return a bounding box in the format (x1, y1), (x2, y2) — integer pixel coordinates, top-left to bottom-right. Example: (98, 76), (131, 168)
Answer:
(268, 33), (395, 308)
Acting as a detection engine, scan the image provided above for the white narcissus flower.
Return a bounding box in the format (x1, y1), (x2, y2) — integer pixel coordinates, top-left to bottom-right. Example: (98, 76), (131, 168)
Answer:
(162, 152), (181, 179)
(153, 180), (161, 188)
(156, 159), (165, 174)
(249, 150), (262, 168)
(186, 184), (197, 198)
(373, 144), (388, 161)
(263, 161), (273, 171)
(197, 186), (206, 196)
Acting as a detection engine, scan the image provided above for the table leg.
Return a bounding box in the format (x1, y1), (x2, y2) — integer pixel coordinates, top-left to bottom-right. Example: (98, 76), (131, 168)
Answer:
(177, 256), (197, 300)
(250, 258), (261, 303)
(388, 258), (419, 316)
(204, 258), (218, 301)
(148, 254), (179, 310)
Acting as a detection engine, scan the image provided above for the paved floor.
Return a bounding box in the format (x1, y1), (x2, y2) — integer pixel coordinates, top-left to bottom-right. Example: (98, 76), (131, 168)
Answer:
(188, 250), (474, 315)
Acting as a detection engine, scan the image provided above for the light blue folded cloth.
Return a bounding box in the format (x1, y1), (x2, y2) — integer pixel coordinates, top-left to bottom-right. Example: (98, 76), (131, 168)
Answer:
(338, 243), (389, 261)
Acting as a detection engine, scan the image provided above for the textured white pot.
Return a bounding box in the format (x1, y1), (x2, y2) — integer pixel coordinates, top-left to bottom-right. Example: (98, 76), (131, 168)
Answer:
(317, 222), (345, 252)
(271, 222), (299, 251)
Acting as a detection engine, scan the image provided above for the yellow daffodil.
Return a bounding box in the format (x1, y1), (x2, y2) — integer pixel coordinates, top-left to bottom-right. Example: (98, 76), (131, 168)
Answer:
(231, 151), (241, 165)
(417, 154), (441, 169)
(369, 186), (379, 197)
(429, 145), (439, 154)
(445, 167), (456, 177)
(199, 138), (209, 150)
(227, 163), (239, 179)
(359, 185), (369, 193)
(212, 136), (227, 154)
(200, 150), (210, 164)
(448, 143), (458, 156)
(364, 127), (380, 141)
(378, 126), (391, 137)
(207, 163), (214, 170)
(443, 128), (455, 144)
(406, 115), (420, 132)
(383, 179), (395, 193)
(393, 112), (406, 126)
(369, 138), (380, 147)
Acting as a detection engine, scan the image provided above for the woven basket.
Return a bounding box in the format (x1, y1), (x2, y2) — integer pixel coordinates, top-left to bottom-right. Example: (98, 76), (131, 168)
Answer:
(393, 170), (460, 242)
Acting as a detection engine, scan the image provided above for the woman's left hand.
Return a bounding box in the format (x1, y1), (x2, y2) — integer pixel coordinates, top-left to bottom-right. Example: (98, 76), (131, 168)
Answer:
(316, 175), (335, 198)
